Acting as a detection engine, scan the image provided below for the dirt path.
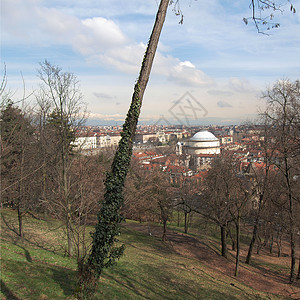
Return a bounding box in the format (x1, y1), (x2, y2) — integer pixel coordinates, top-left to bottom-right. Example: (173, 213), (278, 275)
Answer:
(124, 222), (300, 299)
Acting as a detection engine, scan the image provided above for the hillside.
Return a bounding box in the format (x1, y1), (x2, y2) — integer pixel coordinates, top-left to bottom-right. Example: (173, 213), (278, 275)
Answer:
(1, 209), (299, 299)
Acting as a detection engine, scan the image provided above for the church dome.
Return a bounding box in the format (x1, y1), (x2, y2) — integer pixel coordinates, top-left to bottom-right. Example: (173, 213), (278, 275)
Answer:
(190, 130), (218, 142)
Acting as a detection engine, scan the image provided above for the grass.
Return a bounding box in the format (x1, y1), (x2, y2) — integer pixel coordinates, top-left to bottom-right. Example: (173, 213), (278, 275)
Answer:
(0, 208), (293, 299)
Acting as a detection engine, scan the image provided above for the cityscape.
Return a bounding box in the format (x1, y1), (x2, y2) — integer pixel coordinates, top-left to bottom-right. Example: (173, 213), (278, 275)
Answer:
(74, 123), (266, 179)
(1, 0), (300, 299)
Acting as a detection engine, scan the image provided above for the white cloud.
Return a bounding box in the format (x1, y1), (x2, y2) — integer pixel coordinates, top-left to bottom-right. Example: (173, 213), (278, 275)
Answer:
(217, 100), (232, 108)
(2, 0), (213, 87)
(96, 42), (146, 74)
(168, 60), (213, 87)
(207, 90), (233, 96)
(227, 78), (257, 93)
(79, 17), (128, 54)
(89, 112), (125, 121)
(153, 54), (213, 87)
(93, 92), (116, 100)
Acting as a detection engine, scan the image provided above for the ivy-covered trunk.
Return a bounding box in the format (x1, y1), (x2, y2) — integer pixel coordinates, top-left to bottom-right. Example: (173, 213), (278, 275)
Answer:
(77, 0), (170, 297)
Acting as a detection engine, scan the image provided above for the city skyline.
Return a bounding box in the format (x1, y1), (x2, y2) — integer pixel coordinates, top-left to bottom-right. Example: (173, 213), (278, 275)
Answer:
(2, 0), (300, 125)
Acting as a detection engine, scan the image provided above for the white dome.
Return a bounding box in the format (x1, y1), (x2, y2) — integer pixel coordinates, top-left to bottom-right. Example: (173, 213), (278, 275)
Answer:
(190, 130), (218, 141)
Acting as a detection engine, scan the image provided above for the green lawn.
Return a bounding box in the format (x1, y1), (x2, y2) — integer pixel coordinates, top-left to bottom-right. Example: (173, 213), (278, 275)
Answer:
(0, 209), (289, 299)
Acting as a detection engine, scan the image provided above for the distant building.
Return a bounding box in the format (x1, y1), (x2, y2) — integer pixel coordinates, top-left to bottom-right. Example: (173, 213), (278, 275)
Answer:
(74, 133), (121, 151)
(179, 130), (221, 155)
(176, 130), (221, 171)
(219, 135), (233, 145)
(134, 133), (157, 143)
(73, 135), (97, 150)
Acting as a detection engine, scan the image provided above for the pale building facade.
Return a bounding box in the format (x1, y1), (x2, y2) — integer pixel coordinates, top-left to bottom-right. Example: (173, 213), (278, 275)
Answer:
(176, 130), (221, 171)
(179, 130), (221, 155)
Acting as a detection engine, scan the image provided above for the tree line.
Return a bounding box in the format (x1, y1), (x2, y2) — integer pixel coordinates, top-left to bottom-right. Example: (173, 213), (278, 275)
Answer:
(1, 61), (106, 260)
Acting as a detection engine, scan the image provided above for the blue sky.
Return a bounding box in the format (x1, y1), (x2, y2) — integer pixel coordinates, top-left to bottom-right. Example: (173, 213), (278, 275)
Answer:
(1, 0), (300, 125)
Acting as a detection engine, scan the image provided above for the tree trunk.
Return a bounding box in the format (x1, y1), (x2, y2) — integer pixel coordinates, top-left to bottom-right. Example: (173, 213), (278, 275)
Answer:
(297, 252), (300, 280)
(220, 225), (228, 258)
(277, 240), (282, 257)
(234, 216), (240, 277)
(276, 229), (282, 257)
(246, 195), (263, 264)
(285, 162), (296, 283)
(269, 233), (274, 254)
(257, 235), (263, 255)
(17, 204), (23, 238)
(67, 213), (73, 257)
(289, 229), (296, 283)
(184, 211), (188, 233)
(18, 143), (25, 238)
(162, 220), (167, 241)
(227, 227), (235, 251)
(79, 1), (170, 297)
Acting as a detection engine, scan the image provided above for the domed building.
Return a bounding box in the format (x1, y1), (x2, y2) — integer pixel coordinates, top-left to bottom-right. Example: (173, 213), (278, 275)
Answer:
(176, 130), (220, 171)
(184, 130), (220, 155)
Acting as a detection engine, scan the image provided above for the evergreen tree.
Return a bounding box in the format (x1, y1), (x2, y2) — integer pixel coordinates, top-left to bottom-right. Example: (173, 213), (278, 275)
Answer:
(0, 102), (36, 237)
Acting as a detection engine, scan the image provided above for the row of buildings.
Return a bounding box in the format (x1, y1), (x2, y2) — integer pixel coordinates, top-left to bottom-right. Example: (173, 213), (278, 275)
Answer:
(72, 128), (189, 151)
(73, 125), (269, 183)
(131, 127), (271, 184)
(72, 126), (237, 152)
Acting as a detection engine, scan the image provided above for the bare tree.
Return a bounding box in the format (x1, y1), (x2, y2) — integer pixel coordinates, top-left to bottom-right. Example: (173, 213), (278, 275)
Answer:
(36, 60), (87, 257)
(124, 159), (156, 222)
(262, 79), (300, 282)
(69, 156), (105, 264)
(245, 121), (278, 264)
(149, 168), (173, 241)
(228, 175), (250, 277)
(195, 155), (237, 258)
(244, 0), (296, 33)
(174, 178), (198, 233)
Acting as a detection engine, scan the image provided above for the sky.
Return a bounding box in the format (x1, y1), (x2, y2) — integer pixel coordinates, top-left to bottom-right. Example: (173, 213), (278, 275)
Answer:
(1, 0), (300, 125)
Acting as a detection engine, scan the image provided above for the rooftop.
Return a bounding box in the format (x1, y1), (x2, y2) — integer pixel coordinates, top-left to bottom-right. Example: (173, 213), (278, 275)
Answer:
(190, 130), (219, 142)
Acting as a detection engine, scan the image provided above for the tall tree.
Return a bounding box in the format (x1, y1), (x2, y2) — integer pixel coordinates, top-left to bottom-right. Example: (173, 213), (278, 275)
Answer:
(245, 121), (277, 264)
(263, 79), (300, 282)
(228, 174), (250, 277)
(195, 155), (237, 258)
(0, 103), (37, 237)
(149, 168), (173, 241)
(37, 60), (86, 257)
(174, 178), (197, 234)
(77, 1), (170, 297)
(124, 159), (156, 222)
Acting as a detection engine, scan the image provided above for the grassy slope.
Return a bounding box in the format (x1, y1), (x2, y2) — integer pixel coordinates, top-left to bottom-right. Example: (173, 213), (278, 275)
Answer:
(0, 209), (286, 300)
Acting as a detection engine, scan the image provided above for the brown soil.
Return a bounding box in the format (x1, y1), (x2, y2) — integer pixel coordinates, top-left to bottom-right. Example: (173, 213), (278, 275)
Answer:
(124, 222), (300, 299)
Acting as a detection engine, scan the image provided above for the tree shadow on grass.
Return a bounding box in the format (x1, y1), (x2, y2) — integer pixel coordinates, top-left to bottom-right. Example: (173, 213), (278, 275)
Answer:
(1, 212), (66, 257)
(123, 223), (221, 262)
(250, 260), (300, 287)
(1, 213), (19, 236)
(101, 263), (238, 300)
(51, 267), (77, 297)
(14, 244), (33, 263)
(2, 258), (77, 299)
(0, 279), (21, 300)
